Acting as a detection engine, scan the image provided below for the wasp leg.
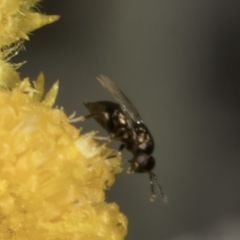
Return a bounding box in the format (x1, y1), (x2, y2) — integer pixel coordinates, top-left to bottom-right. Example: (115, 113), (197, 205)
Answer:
(93, 136), (111, 142)
(118, 143), (126, 152)
(69, 112), (101, 123)
(68, 111), (77, 120)
(127, 159), (136, 174)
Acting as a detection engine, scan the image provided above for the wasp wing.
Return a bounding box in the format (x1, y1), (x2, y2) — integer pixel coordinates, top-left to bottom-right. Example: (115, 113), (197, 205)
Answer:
(97, 75), (143, 127)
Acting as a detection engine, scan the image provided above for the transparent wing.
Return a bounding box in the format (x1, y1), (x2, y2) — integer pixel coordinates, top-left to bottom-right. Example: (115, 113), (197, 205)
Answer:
(97, 75), (143, 125)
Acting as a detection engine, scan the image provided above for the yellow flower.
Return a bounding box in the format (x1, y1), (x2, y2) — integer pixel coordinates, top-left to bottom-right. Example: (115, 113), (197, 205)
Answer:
(0, 0), (128, 239)
(0, 0), (60, 47)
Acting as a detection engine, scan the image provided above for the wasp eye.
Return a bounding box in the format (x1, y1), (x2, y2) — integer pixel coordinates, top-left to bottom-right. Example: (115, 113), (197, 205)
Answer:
(134, 153), (155, 172)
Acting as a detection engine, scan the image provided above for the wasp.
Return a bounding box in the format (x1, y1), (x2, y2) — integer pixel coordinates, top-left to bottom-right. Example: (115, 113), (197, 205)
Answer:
(80, 76), (166, 201)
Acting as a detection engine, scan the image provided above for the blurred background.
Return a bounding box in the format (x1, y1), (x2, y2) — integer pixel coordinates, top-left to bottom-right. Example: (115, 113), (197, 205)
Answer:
(15, 1), (240, 239)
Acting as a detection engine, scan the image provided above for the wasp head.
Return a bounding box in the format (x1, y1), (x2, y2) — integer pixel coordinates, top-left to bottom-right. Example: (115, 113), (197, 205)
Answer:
(130, 152), (155, 173)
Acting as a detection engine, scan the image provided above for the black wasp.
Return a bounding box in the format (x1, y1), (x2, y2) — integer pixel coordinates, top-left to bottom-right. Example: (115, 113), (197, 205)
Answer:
(81, 76), (166, 201)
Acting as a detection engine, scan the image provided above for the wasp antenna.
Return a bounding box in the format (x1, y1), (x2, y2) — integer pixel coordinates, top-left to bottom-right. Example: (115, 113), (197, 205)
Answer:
(149, 172), (157, 201)
(149, 172), (167, 202)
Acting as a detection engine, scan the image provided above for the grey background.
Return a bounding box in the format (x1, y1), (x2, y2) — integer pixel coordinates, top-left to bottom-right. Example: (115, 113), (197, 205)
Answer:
(15, 1), (240, 239)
